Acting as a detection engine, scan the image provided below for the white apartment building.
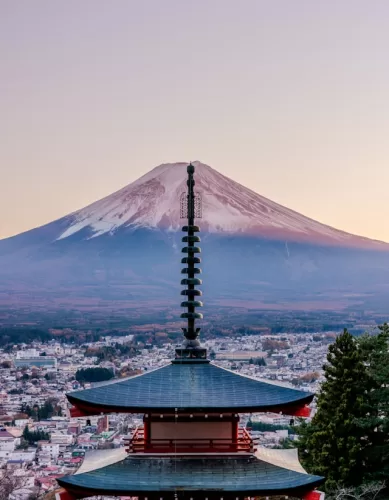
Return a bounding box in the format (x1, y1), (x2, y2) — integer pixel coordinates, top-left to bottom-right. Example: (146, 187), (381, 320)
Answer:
(50, 433), (73, 446)
(39, 441), (60, 460)
(16, 349), (40, 359)
(0, 428), (16, 459)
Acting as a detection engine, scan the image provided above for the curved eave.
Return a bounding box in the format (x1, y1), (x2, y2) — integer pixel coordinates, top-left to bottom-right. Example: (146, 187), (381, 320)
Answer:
(66, 361), (315, 417)
(58, 482), (324, 500)
(57, 456), (324, 499)
(68, 393), (314, 417)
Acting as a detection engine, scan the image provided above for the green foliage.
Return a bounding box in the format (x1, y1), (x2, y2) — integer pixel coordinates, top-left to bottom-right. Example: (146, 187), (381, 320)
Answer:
(16, 439), (29, 450)
(356, 324), (389, 484)
(298, 326), (389, 493)
(247, 421), (293, 433)
(22, 425), (50, 445)
(274, 438), (296, 449)
(96, 346), (116, 361)
(85, 343), (137, 362)
(39, 400), (54, 419)
(20, 403), (33, 417)
(20, 398), (62, 420)
(76, 367), (114, 383)
(249, 357), (267, 366)
(297, 329), (369, 490)
(0, 327), (52, 346)
(8, 388), (23, 394)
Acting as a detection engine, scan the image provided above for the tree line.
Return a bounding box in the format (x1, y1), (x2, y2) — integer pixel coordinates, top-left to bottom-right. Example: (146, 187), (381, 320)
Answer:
(247, 421), (293, 433)
(20, 399), (62, 420)
(75, 367), (114, 383)
(22, 425), (50, 446)
(0, 328), (52, 348)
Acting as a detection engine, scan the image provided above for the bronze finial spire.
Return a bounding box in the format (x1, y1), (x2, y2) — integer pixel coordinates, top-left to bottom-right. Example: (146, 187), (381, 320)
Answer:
(176, 163), (207, 360)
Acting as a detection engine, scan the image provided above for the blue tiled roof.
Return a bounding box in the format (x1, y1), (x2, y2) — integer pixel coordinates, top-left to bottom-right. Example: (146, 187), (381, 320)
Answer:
(58, 456), (324, 497)
(67, 361), (313, 412)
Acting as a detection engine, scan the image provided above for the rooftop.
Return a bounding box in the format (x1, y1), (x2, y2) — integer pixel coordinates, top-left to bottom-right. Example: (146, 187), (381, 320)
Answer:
(68, 361), (313, 415)
(58, 453), (324, 499)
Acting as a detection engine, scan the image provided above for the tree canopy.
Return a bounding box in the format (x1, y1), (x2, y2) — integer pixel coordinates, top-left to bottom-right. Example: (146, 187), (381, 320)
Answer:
(22, 425), (50, 445)
(357, 324), (389, 484)
(76, 367), (114, 383)
(297, 325), (389, 495)
(21, 398), (62, 420)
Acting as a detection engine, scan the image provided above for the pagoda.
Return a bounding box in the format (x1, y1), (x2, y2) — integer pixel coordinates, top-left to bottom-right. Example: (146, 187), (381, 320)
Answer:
(57, 164), (325, 500)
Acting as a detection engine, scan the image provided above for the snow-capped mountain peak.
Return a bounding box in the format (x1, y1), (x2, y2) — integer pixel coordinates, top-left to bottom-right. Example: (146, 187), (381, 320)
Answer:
(57, 161), (386, 249)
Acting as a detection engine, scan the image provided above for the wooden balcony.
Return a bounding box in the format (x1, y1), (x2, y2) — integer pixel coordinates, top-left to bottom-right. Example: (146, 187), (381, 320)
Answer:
(124, 427), (255, 454)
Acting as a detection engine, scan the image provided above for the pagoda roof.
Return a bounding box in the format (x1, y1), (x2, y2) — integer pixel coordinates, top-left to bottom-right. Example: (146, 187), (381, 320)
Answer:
(67, 361), (314, 415)
(57, 453), (324, 499)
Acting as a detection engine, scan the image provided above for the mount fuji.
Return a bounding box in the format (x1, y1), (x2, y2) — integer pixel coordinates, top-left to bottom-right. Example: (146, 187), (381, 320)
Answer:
(1, 161), (389, 313)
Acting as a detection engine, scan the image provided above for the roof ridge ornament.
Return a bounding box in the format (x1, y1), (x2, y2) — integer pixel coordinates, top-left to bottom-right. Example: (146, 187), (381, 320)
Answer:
(175, 163), (207, 361)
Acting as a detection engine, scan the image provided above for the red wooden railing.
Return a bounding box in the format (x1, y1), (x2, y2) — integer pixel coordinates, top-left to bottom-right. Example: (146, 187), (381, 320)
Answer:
(124, 426), (255, 454)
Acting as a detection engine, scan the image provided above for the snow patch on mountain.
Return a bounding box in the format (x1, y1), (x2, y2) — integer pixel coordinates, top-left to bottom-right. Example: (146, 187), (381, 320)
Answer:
(56, 161), (387, 249)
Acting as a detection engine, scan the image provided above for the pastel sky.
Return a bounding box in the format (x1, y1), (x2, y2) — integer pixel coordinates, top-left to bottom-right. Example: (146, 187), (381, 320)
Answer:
(1, 1), (388, 241)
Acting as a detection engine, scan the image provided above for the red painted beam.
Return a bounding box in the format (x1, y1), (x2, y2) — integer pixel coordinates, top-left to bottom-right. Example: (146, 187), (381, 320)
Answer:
(303, 490), (325, 500)
(55, 488), (77, 500)
(287, 404), (311, 417)
(68, 401), (312, 418)
(70, 406), (92, 418)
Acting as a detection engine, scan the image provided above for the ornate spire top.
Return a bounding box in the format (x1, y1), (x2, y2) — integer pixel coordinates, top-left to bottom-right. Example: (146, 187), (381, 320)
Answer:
(175, 163), (207, 361)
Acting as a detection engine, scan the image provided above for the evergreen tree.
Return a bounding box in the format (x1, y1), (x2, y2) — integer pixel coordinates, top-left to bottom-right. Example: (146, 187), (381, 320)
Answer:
(38, 400), (54, 419)
(20, 404), (32, 417)
(76, 367), (114, 383)
(297, 329), (369, 490)
(31, 405), (39, 420)
(357, 324), (389, 484)
(22, 425), (50, 445)
(22, 425), (29, 441)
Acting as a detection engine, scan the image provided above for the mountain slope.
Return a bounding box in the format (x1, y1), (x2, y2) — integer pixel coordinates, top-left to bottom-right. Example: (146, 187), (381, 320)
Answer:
(0, 161), (388, 314)
(53, 162), (386, 249)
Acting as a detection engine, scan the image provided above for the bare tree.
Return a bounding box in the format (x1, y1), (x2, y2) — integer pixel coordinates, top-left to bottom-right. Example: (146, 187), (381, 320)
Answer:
(328, 482), (386, 500)
(0, 468), (29, 500)
(0, 468), (49, 500)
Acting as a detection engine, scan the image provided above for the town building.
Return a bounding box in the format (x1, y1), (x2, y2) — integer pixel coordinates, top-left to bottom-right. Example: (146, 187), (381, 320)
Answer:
(0, 427), (17, 459)
(14, 357), (57, 369)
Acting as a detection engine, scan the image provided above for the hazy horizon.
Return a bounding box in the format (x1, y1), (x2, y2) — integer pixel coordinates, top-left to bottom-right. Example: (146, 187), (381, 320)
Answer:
(1, 1), (389, 242)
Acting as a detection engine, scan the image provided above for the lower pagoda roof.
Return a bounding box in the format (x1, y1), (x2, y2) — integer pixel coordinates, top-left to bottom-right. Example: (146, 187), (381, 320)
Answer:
(67, 360), (314, 415)
(57, 453), (324, 499)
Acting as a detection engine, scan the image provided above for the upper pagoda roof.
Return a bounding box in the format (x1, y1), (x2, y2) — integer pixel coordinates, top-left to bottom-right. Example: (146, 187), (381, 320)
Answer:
(67, 360), (313, 415)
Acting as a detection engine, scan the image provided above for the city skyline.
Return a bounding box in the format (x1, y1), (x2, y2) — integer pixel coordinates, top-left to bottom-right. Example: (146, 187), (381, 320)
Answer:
(1, 1), (389, 242)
